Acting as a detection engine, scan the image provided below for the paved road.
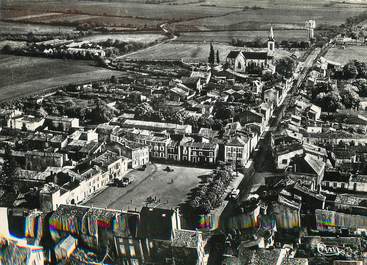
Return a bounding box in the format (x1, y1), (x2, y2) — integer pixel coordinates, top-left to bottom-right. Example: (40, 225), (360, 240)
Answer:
(222, 46), (326, 217)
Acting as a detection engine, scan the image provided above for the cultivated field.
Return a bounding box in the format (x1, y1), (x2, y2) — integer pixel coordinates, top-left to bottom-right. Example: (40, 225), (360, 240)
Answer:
(2, 0), (367, 37)
(2, 1), (237, 21)
(324, 46), (367, 65)
(173, 6), (367, 31)
(175, 30), (309, 43)
(123, 42), (292, 62)
(123, 42), (237, 62)
(0, 55), (124, 102)
(0, 21), (75, 35)
(84, 163), (213, 211)
(79, 33), (166, 43)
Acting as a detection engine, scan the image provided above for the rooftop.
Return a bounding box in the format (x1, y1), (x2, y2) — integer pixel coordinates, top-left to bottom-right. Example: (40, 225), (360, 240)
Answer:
(122, 119), (192, 133)
(172, 229), (200, 248)
(92, 150), (121, 169)
(323, 171), (351, 183)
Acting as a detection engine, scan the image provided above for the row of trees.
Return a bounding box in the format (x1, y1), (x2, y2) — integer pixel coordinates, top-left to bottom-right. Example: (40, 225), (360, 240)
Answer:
(335, 60), (367, 80)
(208, 43), (220, 64)
(189, 167), (234, 214)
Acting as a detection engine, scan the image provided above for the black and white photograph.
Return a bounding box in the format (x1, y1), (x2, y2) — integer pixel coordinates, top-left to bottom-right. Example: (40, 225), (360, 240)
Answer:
(1, 0), (367, 264)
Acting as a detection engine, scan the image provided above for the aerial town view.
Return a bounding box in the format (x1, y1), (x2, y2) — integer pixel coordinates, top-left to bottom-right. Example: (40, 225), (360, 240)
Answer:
(2, 0), (367, 264)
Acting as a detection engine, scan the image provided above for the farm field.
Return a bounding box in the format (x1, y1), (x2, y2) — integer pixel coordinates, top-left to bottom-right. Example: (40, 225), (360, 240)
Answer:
(123, 42), (236, 62)
(0, 21), (75, 35)
(2, 1), (238, 21)
(0, 55), (124, 102)
(79, 33), (166, 43)
(122, 42), (292, 62)
(173, 6), (367, 31)
(324, 46), (367, 65)
(22, 14), (164, 30)
(2, 0), (367, 34)
(175, 30), (309, 43)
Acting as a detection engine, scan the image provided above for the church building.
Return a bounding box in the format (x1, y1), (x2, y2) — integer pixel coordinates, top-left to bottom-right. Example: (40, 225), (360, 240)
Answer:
(226, 27), (275, 74)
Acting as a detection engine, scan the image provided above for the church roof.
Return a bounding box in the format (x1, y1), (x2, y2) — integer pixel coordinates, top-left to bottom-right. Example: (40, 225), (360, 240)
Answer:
(227, 50), (241, 59)
(242, 51), (269, 60)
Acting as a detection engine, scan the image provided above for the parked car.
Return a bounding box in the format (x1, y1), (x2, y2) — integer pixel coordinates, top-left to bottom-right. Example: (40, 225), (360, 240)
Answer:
(139, 164), (147, 171)
(229, 188), (240, 200)
(121, 176), (134, 187)
(165, 166), (174, 172)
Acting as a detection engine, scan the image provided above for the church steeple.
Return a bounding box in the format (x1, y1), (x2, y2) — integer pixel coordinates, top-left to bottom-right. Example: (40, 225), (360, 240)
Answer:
(268, 25), (275, 53)
(269, 26), (274, 41)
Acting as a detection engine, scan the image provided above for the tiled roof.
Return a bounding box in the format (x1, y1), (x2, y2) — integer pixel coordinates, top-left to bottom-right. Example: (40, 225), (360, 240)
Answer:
(304, 154), (325, 176)
(227, 50), (241, 59)
(242, 51), (269, 60)
(323, 170), (351, 183)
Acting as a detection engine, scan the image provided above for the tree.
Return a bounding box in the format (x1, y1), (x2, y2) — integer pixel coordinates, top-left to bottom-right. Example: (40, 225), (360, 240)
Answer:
(355, 79), (367, 97)
(88, 99), (115, 123)
(355, 61), (367, 78)
(340, 87), (360, 109)
(316, 91), (341, 112)
(343, 62), (358, 79)
(275, 57), (295, 78)
(135, 102), (154, 119)
(110, 75), (118, 84)
(208, 43), (215, 64)
(216, 50), (220, 64)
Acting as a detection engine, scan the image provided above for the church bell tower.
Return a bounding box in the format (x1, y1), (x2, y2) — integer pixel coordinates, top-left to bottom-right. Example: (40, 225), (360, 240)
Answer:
(268, 26), (275, 53)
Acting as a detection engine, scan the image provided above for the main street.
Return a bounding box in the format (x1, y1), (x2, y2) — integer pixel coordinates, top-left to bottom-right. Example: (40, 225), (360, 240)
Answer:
(218, 46), (326, 232)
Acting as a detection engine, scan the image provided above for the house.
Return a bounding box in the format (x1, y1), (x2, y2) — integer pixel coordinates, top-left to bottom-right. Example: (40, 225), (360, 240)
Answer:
(109, 138), (149, 169)
(91, 150), (128, 180)
(274, 143), (304, 170)
(182, 142), (219, 165)
(251, 80), (264, 95)
(25, 151), (67, 171)
(190, 70), (211, 85)
(257, 102), (274, 123)
(115, 128), (172, 160)
(331, 146), (357, 168)
(198, 128), (219, 140)
(44, 115), (79, 132)
(349, 174), (367, 192)
(0, 109), (22, 127)
(224, 136), (250, 167)
(263, 88), (281, 107)
(238, 109), (265, 126)
(289, 154), (326, 185)
(182, 76), (202, 92)
(169, 86), (193, 101)
(40, 152), (128, 211)
(322, 170), (351, 190)
(95, 123), (120, 142)
(306, 104), (321, 120)
(10, 115), (44, 131)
